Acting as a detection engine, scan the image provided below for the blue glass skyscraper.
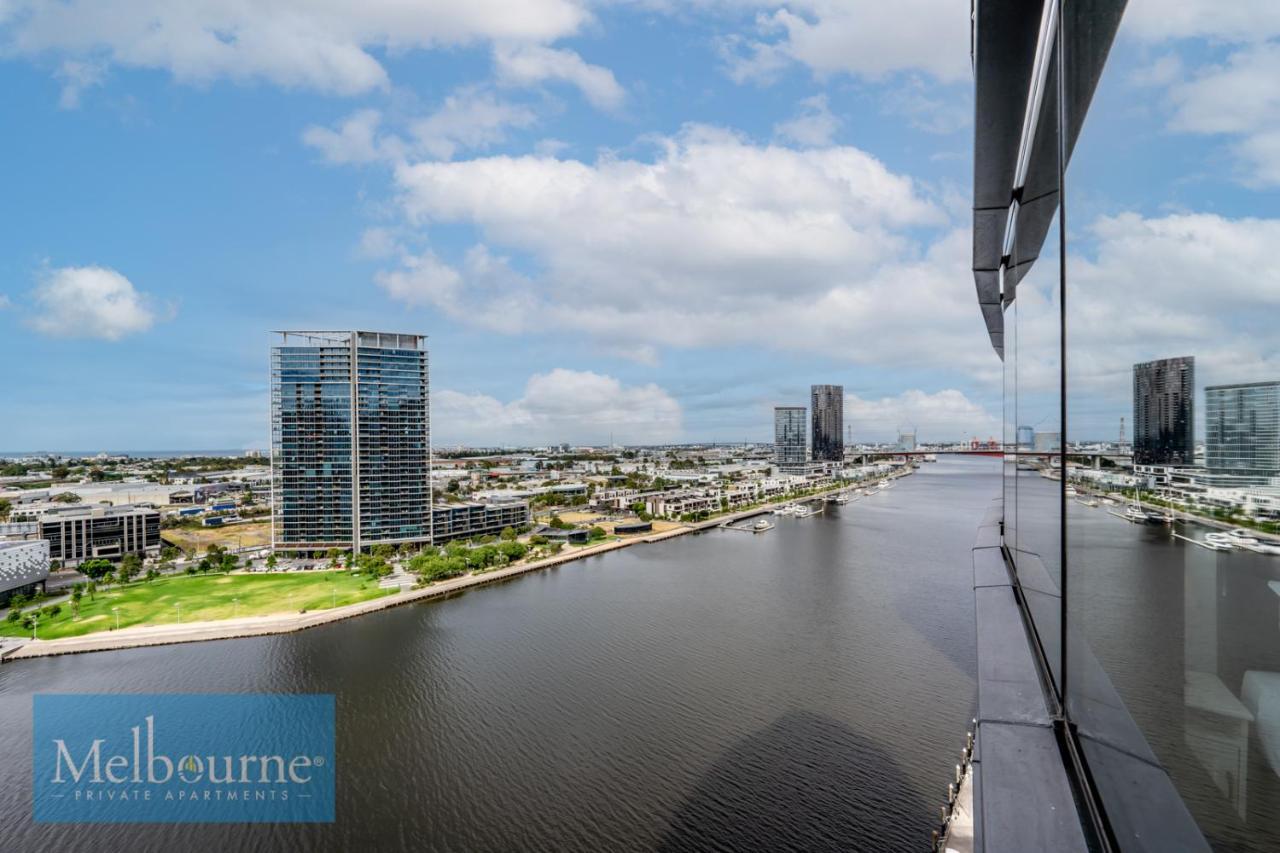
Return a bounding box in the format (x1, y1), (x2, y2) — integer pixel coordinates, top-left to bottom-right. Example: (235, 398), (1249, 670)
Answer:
(271, 331), (430, 552)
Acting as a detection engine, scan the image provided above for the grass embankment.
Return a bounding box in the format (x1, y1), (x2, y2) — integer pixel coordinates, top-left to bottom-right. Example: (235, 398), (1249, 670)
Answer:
(2, 571), (392, 640)
(161, 520), (272, 554)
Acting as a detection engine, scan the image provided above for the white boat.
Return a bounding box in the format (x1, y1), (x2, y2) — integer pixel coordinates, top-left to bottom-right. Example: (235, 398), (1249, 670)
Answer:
(1204, 532), (1235, 549)
(753, 519), (771, 532)
(923, 454), (938, 463)
(1075, 498), (1098, 508)
(1123, 505), (1151, 524)
(1225, 528), (1261, 547)
(1065, 486), (1078, 497)
(1201, 538), (1233, 551)
(1101, 498), (1116, 506)
(793, 506), (812, 518)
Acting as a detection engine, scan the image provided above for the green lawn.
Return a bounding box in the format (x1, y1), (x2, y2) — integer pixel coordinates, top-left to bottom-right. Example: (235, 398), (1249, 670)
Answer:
(2, 571), (393, 640)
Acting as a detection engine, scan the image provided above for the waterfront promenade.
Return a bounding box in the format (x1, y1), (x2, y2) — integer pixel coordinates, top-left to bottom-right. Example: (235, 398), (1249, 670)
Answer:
(3, 481), (869, 661)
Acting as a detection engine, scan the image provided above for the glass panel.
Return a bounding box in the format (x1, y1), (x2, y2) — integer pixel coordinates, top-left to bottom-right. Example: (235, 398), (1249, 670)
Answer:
(1007, 31), (1065, 698)
(1063, 4), (1280, 848)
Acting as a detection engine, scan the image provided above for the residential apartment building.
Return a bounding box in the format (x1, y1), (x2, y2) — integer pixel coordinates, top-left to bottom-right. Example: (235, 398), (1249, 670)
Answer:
(1205, 381), (1280, 486)
(271, 331), (430, 552)
(1133, 356), (1195, 465)
(431, 501), (531, 544)
(810, 385), (844, 462)
(773, 406), (807, 469)
(644, 490), (718, 518)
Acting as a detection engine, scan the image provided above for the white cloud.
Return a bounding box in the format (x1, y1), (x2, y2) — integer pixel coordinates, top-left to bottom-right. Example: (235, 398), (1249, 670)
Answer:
(1120, 2), (1280, 186)
(1123, 0), (1280, 44)
(722, 1), (970, 84)
(55, 58), (105, 108)
(1167, 43), (1280, 136)
(378, 126), (987, 372)
(0, 0), (591, 96)
(493, 43), (625, 111)
(1160, 42), (1280, 185)
(29, 265), (163, 340)
(881, 75), (970, 135)
(773, 94), (840, 146)
(374, 250), (462, 308)
(0, 293), (11, 310)
(302, 109), (393, 164)
(846, 389), (1000, 442)
(1008, 211), (1280, 419)
(434, 369), (682, 445)
(357, 226), (401, 259)
(410, 88), (538, 159)
(303, 89), (537, 165)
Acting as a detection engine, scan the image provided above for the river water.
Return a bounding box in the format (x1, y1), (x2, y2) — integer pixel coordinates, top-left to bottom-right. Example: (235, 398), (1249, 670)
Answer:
(0, 456), (992, 852)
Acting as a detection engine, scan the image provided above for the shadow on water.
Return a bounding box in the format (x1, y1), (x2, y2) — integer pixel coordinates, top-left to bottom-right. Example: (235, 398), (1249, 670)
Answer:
(657, 710), (931, 853)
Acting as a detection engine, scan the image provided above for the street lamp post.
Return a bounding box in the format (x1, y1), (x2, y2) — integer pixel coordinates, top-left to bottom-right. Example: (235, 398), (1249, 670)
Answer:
(233, 597), (239, 618)
(112, 607), (120, 630)
(31, 613), (39, 640)
(175, 603), (182, 624)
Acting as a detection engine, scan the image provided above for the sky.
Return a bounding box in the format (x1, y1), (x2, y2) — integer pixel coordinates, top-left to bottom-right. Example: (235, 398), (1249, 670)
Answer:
(0, 0), (1276, 451)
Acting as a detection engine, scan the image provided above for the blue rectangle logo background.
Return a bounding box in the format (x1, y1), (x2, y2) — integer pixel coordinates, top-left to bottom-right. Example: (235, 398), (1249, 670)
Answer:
(33, 693), (335, 823)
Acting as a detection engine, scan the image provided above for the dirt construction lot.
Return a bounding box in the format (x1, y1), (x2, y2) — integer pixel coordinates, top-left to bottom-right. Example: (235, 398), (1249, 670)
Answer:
(162, 520), (271, 554)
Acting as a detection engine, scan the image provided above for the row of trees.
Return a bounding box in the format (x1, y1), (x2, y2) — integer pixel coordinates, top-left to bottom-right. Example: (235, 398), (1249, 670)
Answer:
(408, 540), (531, 582)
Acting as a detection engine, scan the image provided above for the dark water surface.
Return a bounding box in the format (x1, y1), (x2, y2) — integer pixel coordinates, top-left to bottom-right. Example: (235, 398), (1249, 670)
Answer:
(0, 457), (993, 852)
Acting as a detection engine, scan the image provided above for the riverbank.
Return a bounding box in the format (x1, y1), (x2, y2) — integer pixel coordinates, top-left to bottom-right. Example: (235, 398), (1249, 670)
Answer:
(1078, 486), (1280, 544)
(1, 478), (880, 662)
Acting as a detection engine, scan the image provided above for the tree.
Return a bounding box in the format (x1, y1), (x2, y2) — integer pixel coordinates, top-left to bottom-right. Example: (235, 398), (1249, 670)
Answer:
(497, 541), (528, 561)
(78, 559), (114, 580)
(120, 554), (142, 584)
(86, 581), (97, 601)
(588, 526), (607, 540)
(446, 480), (460, 493)
(266, 552), (278, 570)
(145, 568), (159, 583)
(372, 543), (395, 559)
(0, 498), (10, 521)
(499, 526), (517, 541)
(52, 491), (82, 504)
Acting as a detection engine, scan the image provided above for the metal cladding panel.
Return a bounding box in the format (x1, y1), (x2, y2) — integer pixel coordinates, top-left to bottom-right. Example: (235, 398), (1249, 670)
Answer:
(972, 0), (1045, 358)
(971, 0), (1127, 356)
